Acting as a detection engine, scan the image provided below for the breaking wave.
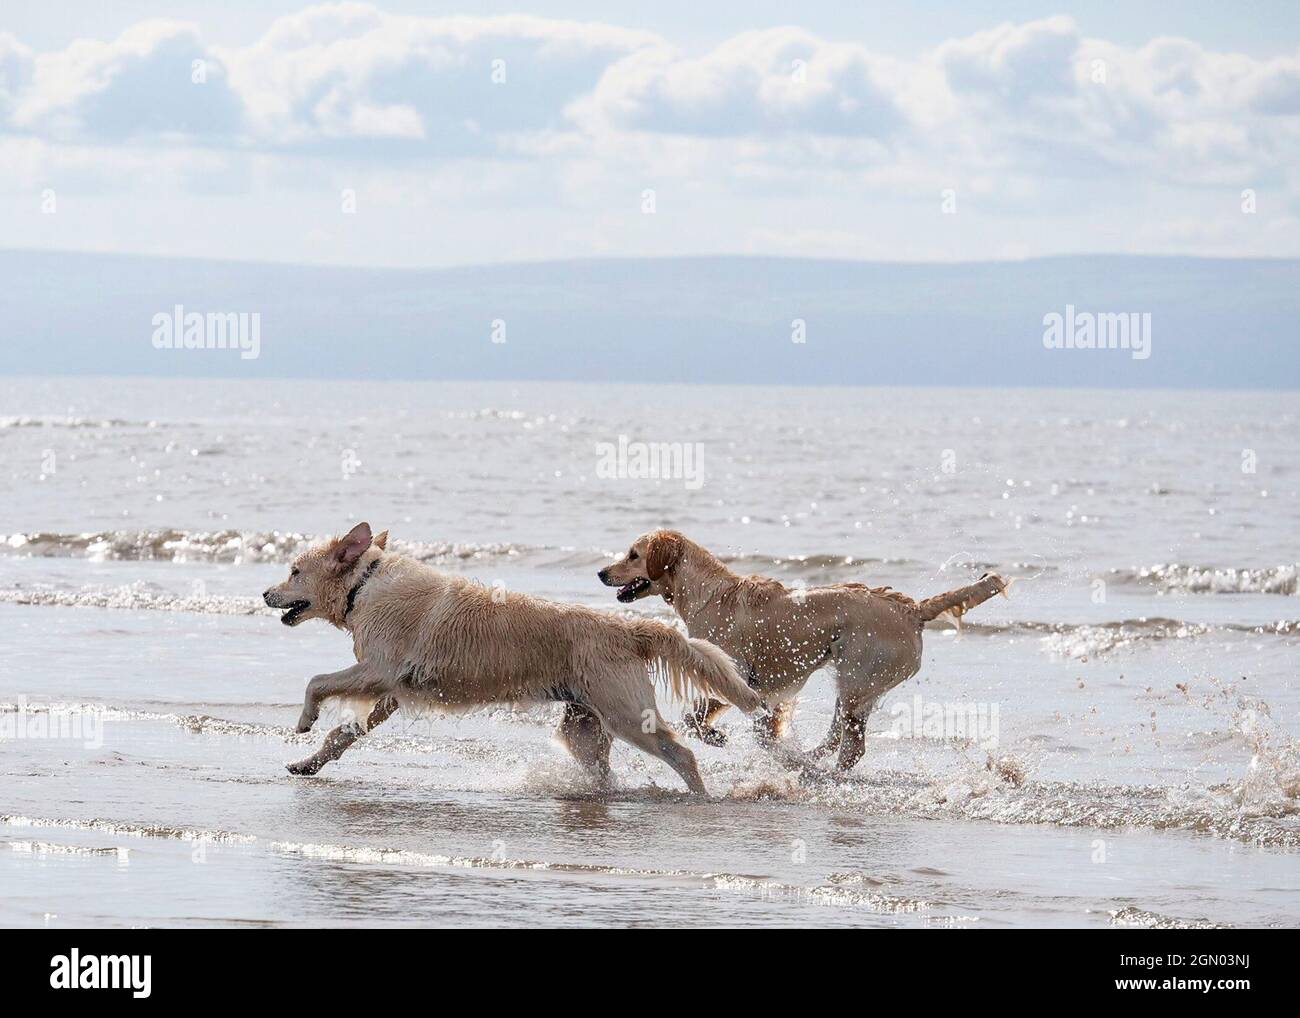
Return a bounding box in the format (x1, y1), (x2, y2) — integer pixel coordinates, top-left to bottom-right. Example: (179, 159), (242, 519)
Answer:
(1040, 618), (1213, 659)
(271, 840), (719, 881)
(706, 873), (933, 914)
(0, 529), (1000, 582)
(782, 746), (1300, 849)
(0, 700), (556, 754)
(713, 702), (1300, 849)
(8, 532), (1296, 604)
(0, 814), (256, 845)
(952, 617), (1295, 659)
(1113, 563), (1298, 596)
(6, 840), (130, 860)
(0, 584), (269, 616)
(1107, 906), (1226, 929)
(0, 415), (141, 430)
(1, 529), (533, 565)
(0, 700), (303, 739)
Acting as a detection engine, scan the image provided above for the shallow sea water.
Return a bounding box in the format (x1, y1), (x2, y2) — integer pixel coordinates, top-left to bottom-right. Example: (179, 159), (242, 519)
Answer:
(1, 378), (1297, 927)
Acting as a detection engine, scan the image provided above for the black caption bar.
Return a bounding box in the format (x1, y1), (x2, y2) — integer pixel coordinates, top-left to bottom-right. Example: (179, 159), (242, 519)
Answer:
(0, 928), (1289, 1005)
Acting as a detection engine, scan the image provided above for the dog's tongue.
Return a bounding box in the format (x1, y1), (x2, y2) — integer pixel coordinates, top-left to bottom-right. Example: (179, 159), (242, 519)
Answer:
(616, 579), (647, 602)
(280, 600), (310, 625)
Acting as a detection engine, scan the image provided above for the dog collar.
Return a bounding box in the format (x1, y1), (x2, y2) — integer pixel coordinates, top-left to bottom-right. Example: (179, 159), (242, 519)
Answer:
(344, 559), (380, 618)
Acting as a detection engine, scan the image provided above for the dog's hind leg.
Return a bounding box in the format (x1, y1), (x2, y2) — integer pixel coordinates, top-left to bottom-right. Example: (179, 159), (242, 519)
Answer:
(752, 701), (793, 746)
(641, 721), (707, 795)
(751, 700), (814, 770)
(601, 702), (707, 795)
(585, 667), (708, 794)
(834, 696), (875, 771)
(809, 697), (846, 759)
(556, 703), (613, 781)
(287, 695), (399, 776)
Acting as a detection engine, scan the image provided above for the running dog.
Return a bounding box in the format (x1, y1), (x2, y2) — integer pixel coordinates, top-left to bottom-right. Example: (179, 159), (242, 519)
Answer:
(598, 530), (1006, 770)
(263, 522), (760, 793)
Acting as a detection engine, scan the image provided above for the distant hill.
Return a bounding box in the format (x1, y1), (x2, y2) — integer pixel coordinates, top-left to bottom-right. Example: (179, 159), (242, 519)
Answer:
(2, 249), (1296, 388)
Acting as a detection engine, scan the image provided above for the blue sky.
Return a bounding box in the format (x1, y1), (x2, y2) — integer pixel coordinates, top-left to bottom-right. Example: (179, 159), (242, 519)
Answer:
(2, 2), (1298, 267)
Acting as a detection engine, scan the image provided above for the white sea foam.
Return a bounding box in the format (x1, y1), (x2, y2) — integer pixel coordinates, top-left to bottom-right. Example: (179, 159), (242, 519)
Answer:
(1107, 906), (1226, 929)
(1041, 620), (1213, 659)
(1119, 563), (1298, 596)
(707, 873), (933, 914)
(0, 814), (257, 844)
(0, 529), (535, 565)
(0, 415), (138, 429)
(7, 840), (130, 860)
(0, 584), (269, 615)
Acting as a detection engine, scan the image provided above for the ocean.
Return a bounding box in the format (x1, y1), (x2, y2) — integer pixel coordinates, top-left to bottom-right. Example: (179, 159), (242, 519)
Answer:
(1, 377), (1297, 927)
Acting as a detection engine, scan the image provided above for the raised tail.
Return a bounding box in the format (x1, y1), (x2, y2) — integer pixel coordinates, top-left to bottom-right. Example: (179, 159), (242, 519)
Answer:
(634, 622), (762, 714)
(915, 573), (1007, 625)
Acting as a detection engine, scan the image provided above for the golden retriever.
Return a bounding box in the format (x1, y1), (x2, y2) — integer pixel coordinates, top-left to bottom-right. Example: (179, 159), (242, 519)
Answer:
(263, 522), (761, 793)
(598, 530), (1006, 770)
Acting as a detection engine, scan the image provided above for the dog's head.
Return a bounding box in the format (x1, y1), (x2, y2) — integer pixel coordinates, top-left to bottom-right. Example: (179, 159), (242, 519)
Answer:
(597, 530), (684, 603)
(263, 521), (388, 627)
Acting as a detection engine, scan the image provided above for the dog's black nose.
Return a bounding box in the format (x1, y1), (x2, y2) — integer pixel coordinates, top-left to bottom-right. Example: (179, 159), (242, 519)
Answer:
(262, 590), (273, 605)
(597, 568), (609, 584)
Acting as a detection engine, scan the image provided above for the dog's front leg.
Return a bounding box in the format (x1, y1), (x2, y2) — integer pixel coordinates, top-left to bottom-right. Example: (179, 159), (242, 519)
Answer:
(287, 696), (399, 776)
(296, 663), (371, 733)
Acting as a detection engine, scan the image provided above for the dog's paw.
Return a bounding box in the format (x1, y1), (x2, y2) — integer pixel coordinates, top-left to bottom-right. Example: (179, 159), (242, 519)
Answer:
(295, 709), (317, 734)
(682, 713), (728, 746)
(286, 757), (320, 776)
(697, 726), (728, 748)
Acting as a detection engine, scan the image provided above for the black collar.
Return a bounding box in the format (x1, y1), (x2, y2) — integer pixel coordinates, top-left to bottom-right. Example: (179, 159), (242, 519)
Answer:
(344, 559), (380, 618)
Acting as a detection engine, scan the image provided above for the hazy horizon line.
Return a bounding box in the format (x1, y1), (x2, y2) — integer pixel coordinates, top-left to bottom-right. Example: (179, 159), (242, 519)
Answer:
(5, 246), (1299, 275)
(6, 372), (1297, 395)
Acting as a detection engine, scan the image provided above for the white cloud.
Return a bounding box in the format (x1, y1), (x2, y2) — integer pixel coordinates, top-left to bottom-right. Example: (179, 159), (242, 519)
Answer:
(221, 6), (658, 153)
(10, 20), (243, 141)
(572, 28), (909, 139)
(1, 6), (1298, 263)
(927, 22), (1300, 188)
(1, 8), (1295, 179)
(937, 16), (1080, 102)
(0, 6), (658, 154)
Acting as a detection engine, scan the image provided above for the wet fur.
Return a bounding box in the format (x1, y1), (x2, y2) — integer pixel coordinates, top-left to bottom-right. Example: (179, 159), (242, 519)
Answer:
(599, 530), (1005, 769)
(264, 523), (760, 792)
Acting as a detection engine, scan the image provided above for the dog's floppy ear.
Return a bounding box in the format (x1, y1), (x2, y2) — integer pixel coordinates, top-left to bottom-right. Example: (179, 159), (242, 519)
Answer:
(373, 530), (388, 551)
(646, 531), (683, 581)
(334, 522), (372, 566)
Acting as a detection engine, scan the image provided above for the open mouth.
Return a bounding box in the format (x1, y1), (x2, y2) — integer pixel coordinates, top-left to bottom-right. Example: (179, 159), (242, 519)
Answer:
(280, 600), (311, 626)
(615, 578), (651, 603)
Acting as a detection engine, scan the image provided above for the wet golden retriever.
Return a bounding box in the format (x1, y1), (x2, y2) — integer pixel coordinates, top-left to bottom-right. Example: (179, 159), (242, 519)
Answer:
(598, 530), (1006, 769)
(264, 522), (761, 793)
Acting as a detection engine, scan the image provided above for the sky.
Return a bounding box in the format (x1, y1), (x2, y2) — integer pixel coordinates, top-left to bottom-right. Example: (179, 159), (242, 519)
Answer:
(2, 2), (1299, 268)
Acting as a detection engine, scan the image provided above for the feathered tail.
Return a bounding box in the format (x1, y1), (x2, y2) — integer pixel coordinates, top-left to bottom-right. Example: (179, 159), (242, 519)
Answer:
(634, 622), (762, 713)
(915, 573), (1008, 625)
